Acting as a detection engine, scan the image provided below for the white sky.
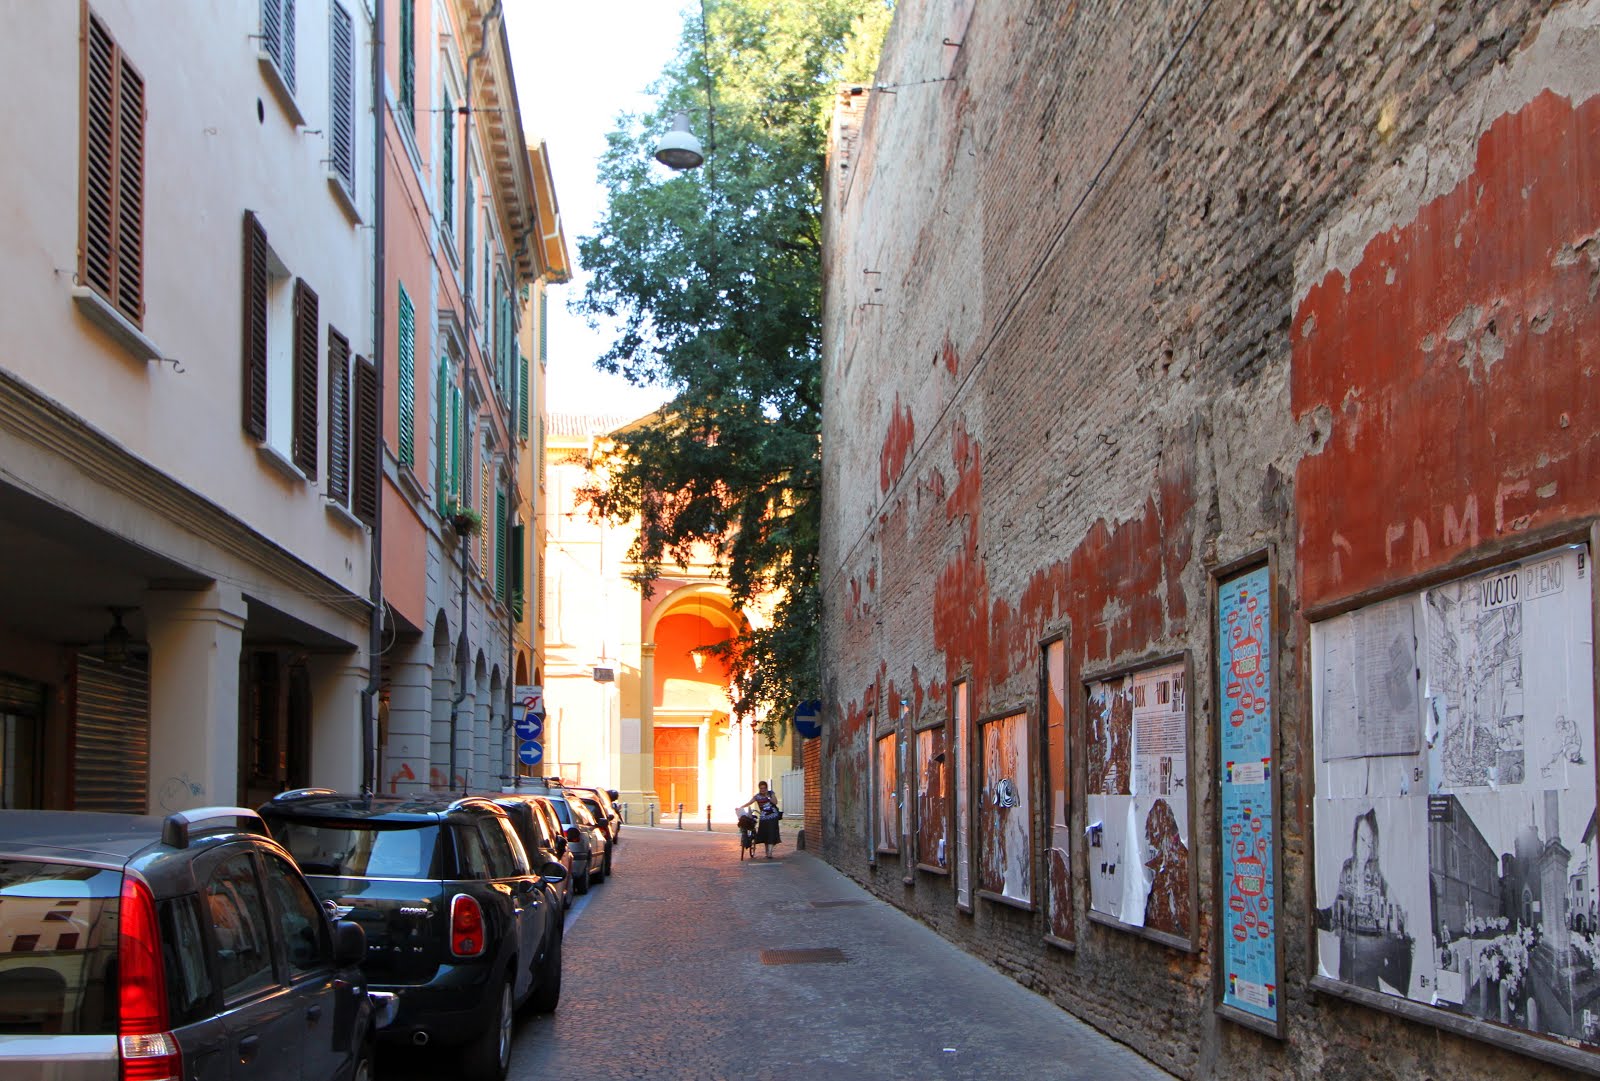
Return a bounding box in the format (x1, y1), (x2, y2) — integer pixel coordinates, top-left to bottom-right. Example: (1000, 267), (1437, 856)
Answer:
(504, 2), (690, 421)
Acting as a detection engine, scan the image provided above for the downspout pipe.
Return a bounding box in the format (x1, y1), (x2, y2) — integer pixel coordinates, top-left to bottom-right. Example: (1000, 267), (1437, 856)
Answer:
(363, 0), (388, 797)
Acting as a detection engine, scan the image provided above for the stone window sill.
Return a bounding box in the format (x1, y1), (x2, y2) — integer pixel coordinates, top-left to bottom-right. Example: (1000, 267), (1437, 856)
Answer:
(258, 52), (305, 127)
(71, 287), (161, 363)
(256, 440), (308, 483)
(327, 173), (362, 225)
(324, 497), (366, 531)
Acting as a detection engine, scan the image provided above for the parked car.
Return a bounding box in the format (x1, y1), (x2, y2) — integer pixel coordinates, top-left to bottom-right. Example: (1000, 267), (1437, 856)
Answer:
(537, 790), (608, 895)
(0, 805), (388, 1081)
(565, 786), (622, 875)
(259, 792), (567, 1081)
(490, 794), (573, 912)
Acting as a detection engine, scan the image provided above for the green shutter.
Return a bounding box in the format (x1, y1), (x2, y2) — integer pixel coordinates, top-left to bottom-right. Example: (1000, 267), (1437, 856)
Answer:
(518, 356), (530, 441)
(510, 523), (525, 620)
(463, 171), (473, 301)
(435, 360), (449, 511)
(495, 489), (507, 601)
(399, 0), (415, 131)
(397, 284), (415, 466)
(450, 385), (461, 499)
(538, 292), (548, 363)
(442, 87), (454, 233)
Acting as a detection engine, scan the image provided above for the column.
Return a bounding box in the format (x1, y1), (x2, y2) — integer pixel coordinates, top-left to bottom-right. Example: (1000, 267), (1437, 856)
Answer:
(628, 643), (657, 814)
(430, 646), (454, 790)
(145, 583), (246, 812)
(385, 643), (432, 796)
(472, 677), (491, 790)
(305, 652), (367, 793)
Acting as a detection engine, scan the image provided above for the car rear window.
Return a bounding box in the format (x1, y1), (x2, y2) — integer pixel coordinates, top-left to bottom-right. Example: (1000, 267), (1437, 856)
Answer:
(269, 821), (441, 879)
(546, 799), (572, 826)
(0, 859), (121, 1035)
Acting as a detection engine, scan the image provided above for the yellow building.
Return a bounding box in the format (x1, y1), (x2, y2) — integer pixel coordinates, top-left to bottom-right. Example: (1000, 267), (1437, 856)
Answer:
(539, 415), (792, 823)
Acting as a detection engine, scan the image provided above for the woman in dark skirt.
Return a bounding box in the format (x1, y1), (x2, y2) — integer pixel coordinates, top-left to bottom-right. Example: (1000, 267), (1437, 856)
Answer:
(739, 781), (782, 858)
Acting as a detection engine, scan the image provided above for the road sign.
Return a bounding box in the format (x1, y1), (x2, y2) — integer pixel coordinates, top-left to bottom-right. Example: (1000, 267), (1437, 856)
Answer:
(794, 699), (823, 740)
(517, 740), (543, 766)
(516, 684), (545, 721)
(514, 714), (544, 742)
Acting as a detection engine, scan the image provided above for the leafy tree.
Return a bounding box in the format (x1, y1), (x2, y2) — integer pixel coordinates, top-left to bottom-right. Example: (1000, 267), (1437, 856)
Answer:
(578, 0), (890, 745)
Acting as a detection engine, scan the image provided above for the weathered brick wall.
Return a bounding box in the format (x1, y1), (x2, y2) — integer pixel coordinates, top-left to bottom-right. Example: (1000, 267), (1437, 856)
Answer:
(819, 1), (1600, 1078)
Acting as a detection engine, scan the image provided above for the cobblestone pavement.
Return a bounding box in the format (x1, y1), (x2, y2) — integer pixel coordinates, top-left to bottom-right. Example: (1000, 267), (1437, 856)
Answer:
(381, 826), (1173, 1081)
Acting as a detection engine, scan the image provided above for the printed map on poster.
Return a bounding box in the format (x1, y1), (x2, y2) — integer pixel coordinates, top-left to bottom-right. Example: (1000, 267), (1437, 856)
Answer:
(1313, 545), (1600, 1049)
(1218, 566), (1278, 1025)
(1087, 662), (1191, 940)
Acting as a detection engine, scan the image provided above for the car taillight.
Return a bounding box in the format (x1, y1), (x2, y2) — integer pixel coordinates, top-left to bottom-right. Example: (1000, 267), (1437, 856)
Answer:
(450, 893), (485, 958)
(118, 876), (181, 1081)
(564, 827), (581, 844)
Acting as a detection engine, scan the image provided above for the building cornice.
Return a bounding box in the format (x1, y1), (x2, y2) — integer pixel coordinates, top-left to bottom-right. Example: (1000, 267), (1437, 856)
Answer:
(459, 0), (539, 285)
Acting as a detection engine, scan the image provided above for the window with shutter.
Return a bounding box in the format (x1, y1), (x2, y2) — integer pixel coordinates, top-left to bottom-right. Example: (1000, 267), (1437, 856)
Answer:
(241, 212), (269, 439)
(441, 87), (454, 234)
(537, 417), (545, 488)
(327, 329), (351, 504)
(479, 456), (490, 574)
(398, 0), (414, 132)
(261, 0), (296, 94)
(291, 279), (319, 479)
(435, 359), (449, 512)
(328, 2), (355, 193)
(463, 169), (474, 305)
(510, 522), (524, 620)
(518, 357), (529, 442)
(397, 284), (415, 466)
(353, 357), (379, 525)
(450, 386), (462, 500)
(495, 489), (507, 602)
(538, 292), (547, 364)
(79, 8), (145, 327)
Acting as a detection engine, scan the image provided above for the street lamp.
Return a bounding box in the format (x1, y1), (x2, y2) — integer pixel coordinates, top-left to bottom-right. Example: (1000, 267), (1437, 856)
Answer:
(654, 112), (704, 171)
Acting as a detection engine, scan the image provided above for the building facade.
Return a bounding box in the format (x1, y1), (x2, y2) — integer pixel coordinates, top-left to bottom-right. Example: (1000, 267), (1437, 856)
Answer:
(819, 1), (1600, 1077)
(0, 0), (379, 812)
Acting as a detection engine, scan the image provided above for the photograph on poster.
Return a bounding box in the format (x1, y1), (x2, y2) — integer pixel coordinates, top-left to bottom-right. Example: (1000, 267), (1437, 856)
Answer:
(1313, 544), (1599, 1048)
(1086, 662), (1191, 939)
(978, 711), (1031, 903)
(1044, 638), (1074, 944)
(1217, 565), (1278, 1024)
(916, 725), (949, 870)
(876, 731), (898, 854)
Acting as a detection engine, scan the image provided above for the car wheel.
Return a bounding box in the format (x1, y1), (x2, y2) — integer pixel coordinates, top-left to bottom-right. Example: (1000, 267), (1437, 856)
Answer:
(592, 856), (606, 884)
(525, 931), (562, 1014)
(574, 864), (590, 895)
(603, 849), (614, 877)
(464, 977), (513, 1081)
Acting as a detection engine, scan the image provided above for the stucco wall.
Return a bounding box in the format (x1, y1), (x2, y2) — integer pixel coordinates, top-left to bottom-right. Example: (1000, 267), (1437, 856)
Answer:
(819, 1), (1600, 1077)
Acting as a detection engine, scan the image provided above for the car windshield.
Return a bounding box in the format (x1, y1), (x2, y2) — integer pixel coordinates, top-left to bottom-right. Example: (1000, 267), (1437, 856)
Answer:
(269, 821), (441, 879)
(569, 800), (597, 827)
(0, 860), (121, 1035)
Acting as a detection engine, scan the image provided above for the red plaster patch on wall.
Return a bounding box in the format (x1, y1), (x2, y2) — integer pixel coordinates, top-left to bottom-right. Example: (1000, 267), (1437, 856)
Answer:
(880, 394), (917, 494)
(1293, 91), (1600, 609)
(941, 334), (960, 377)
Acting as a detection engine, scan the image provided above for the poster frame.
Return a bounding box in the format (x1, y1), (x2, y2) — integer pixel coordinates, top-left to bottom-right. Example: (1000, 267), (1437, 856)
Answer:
(952, 677), (974, 915)
(1300, 521), (1600, 1076)
(874, 725), (900, 857)
(975, 704), (1038, 912)
(1081, 649), (1198, 952)
(1209, 548), (1285, 1039)
(1040, 630), (1076, 952)
(913, 711), (952, 877)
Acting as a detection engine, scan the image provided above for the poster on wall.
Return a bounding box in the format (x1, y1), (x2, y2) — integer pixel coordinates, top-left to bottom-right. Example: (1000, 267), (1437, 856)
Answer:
(1217, 565), (1279, 1029)
(916, 725), (949, 872)
(1086, 661), (1192, 944)
(1044, 638), (1074, 946)
(1312, 544), (1599, 1051)
(876, 731), (899, 854)
(978, 711), (1032, 904)
(954, 682), (972, 909)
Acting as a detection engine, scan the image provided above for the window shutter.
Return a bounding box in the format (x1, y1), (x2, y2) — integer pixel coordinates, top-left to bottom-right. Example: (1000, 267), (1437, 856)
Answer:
(435, 360), (449, 512)
(328, 2), (354, 191)
(518, 356), (529, 441)
(327, 328), (351, 504)
(241, 212), (269, 440)
(538, 292), (548, 363)
(495, 489), (507, 602)
(510, 522), (524, 620)
(353, 356), (380, 525)
(398, 0), (414, 130)
(463, 170), (474, 304)
(441, 88), (454, 233)
(262, 0), (295, 93)
(281, 0), (296, 92)
(397, 284), (415, 465)
(80, 12), (144, 326)
(537, 417), (545, 487)
(479, 456), (490, 573)
(291, 278), (320, 478)
(450, 386), (462, 499)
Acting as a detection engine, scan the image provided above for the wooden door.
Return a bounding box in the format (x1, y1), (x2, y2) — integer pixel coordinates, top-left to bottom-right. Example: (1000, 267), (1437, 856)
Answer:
(654, 727), (699, 815)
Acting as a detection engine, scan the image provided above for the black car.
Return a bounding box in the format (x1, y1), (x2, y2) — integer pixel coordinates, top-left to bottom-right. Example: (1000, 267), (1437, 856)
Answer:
(0, 805), (387, 1081)
(490, 795), (573, 911)
(259, 792), (567, 1081)
(565, 786), (622, 876)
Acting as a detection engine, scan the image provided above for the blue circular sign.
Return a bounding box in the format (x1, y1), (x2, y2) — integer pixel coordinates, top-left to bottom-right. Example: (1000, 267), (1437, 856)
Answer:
(514, 715), (544, 742)
(517, 740), (543, 765)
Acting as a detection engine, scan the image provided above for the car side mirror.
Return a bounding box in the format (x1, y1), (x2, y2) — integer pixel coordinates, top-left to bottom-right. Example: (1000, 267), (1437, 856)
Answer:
(541, 860), (570, 885)
(333, 920), (366, 966)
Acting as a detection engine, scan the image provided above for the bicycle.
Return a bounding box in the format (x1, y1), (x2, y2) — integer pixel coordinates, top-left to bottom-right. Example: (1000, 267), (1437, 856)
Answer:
(737, 809), (759, 861)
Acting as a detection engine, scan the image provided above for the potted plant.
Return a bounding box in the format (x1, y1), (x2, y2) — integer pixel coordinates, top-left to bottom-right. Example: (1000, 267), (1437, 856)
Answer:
(447, 504), (482, 537)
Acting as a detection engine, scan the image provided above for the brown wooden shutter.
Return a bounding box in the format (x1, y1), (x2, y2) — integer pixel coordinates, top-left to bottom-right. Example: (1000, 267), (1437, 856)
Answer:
(241, 211), (269, 440)
(113, 53), (144, 323)
(327, 328), (351, 504)
(292, 278), (320, 478)
(79, 8), (144, 325)
(353, 356), (379, 525)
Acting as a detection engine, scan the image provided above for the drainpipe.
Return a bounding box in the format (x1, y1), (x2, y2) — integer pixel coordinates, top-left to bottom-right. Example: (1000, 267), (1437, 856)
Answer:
(363, 0), (388, 796)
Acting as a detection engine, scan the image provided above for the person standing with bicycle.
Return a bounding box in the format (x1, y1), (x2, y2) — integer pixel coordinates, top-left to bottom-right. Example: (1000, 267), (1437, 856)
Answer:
(738, 780), (782, 859)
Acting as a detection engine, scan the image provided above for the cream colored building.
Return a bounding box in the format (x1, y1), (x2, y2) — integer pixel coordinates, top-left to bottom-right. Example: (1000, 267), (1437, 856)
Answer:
(0, 0), (378, 810)
(539, 415), (791, 822)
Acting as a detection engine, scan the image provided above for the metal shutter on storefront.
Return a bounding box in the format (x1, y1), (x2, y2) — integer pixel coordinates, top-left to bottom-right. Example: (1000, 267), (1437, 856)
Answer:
(73, 653), (150, 813)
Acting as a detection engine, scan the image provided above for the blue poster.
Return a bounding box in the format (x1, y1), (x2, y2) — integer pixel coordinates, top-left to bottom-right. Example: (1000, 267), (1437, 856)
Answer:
(1218, 565), (1277, 1025)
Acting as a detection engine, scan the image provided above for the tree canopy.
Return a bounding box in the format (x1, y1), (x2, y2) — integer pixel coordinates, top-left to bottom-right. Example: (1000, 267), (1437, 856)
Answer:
(577, 0), (890, 744)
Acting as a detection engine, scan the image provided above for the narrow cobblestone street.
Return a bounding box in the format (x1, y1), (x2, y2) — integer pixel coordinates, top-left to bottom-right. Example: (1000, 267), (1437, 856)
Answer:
(385, 826), (1172, 1081)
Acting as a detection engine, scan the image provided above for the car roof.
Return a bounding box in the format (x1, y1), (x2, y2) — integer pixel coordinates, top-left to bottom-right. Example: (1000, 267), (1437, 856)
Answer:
(0, 810), (166, 864)
(260, 792), (505, 823)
